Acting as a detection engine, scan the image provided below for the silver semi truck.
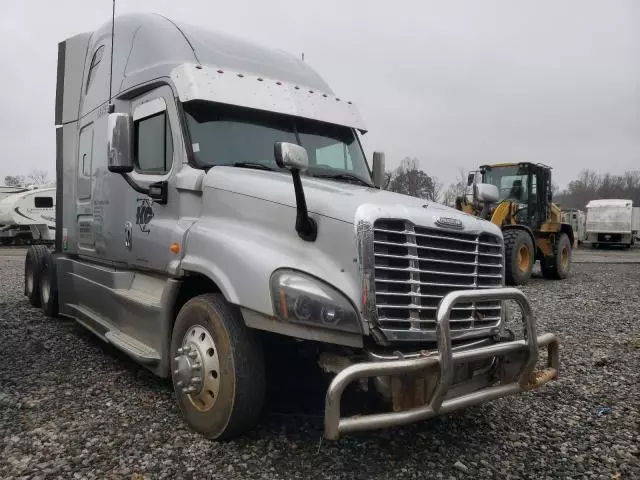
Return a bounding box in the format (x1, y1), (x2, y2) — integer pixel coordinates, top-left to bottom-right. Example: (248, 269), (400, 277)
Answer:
(25, 13), (559, 440)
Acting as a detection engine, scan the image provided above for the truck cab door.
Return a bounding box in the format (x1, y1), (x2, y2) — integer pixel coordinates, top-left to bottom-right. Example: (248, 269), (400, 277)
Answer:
(77, 123), (95, 252)
(124, 86), (182, 271)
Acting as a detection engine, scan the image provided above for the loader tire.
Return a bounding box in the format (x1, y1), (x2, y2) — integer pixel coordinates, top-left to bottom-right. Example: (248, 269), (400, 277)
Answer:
(541, 233), (571, 280)
(24, 245), (48, 307)
(504, 229), (534, 286)
(39, 250), (59, 317)
(170, 293), (266, 440)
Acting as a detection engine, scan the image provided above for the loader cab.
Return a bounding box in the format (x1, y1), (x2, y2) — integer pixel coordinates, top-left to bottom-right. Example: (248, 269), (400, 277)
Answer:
(479, 162), (552, 230)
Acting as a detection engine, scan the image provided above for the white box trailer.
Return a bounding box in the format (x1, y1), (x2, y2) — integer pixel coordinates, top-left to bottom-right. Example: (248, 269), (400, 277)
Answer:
(585, 199), (634, 248)
(22, 13), (560, 440)
(561, 209), (586, 246)
(0, 187), (56, 245)
(633, 207), (640, 242)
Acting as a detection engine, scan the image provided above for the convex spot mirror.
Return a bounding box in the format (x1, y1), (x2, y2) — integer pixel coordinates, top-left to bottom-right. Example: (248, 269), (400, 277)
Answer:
(476, 183), (499, 203)
(107, 113), (134, 174)
(274, 142), (309, 171)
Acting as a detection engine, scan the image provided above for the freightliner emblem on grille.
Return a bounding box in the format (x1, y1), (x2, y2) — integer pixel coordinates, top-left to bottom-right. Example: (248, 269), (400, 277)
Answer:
(434, 216), (464, 230)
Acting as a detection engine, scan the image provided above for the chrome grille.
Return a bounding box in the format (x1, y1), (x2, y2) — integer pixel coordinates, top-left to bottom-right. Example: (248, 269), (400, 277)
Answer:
(372, 219), (503, 342)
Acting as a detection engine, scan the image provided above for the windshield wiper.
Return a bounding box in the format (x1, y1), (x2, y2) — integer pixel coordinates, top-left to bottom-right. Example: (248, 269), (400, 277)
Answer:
(233, 162), (275, 171)
(312, 172), (373, 187)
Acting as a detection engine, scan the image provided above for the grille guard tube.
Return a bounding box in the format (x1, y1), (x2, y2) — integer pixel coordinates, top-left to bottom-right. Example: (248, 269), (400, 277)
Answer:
(324, 288), (559, 440)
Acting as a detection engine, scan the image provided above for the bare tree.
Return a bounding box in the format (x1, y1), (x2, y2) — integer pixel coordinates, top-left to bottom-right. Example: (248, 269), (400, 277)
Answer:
(441, 168), (469, 207)
(431, 178), (444, 203)
(385, 157), (440, 201)
(556, 169), (640, 208)
(27, 169), (49, 185)
(4, 175), (25, 187)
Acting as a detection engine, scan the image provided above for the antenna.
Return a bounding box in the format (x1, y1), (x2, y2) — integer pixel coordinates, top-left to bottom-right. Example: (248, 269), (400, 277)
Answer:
(108, 0), (115, 113)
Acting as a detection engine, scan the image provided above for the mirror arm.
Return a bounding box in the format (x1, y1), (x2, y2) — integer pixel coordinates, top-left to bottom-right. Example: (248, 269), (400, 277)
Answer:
(291, 169), (317, 242)
(120, 173), (168, 205)
(121, 172), (148, 195)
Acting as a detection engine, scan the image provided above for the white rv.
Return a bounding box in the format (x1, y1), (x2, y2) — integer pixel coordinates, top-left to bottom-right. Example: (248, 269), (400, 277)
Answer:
(0, 185), (29, 201)
(561, 209), (586, 247)
(585, 199), (634, 248)
(0, 187), (56, 245)
(24, 13), (560, 440)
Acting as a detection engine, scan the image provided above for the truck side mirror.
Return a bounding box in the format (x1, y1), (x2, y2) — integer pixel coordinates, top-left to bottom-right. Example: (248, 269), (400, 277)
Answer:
(107, 113), (134, 174)
(274, 142), (316, 242)
(372, 151), (385, 188)
(467, 173), (475, 186)
(274, 142), (309, 171)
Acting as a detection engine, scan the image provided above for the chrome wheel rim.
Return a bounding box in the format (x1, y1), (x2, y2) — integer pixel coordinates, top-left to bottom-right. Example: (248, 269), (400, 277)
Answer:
(173, 325), (220, 412)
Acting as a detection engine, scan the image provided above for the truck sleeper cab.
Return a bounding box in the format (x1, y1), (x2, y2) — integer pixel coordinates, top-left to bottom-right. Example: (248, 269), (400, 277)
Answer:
(25, 13), (560, 440)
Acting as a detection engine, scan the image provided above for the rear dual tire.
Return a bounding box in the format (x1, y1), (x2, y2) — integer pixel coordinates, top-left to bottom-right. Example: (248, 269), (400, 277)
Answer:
(39, 252), (59, 317)
(25, 245), (48, 307)
(24, 245), (58, 316)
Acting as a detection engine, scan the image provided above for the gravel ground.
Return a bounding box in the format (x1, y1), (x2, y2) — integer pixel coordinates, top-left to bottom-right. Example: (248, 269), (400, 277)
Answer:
(1, 252), (639, 479)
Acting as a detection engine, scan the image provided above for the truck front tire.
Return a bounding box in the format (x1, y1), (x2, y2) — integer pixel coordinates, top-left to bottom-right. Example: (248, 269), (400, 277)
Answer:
(170, 293), (266, 440)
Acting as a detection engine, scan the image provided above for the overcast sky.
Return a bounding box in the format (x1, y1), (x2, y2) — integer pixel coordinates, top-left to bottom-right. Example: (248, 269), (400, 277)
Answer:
(0, 0), (638, 188)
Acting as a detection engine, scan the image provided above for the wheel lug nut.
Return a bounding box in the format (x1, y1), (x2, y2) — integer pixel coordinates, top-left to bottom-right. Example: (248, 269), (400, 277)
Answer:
(187, 350), (198, 360)
(173, 356), (181, 363)
(192, 362), (202, 371)
(176, 380), (183, 387)
(191, 377), (202, 384)
(177, 347), (184, 354)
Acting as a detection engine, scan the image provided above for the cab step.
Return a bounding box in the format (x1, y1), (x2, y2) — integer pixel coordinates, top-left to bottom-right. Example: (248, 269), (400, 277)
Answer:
(105, 330), (161, 365)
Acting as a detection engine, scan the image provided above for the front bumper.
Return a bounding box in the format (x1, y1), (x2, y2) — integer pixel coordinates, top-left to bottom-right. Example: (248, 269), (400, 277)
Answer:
(324, 288), (559, 440)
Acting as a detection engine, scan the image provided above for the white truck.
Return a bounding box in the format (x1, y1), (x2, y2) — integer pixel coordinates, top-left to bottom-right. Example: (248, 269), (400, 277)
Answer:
(633, 207), (640, 243)
(0, 185), (56, 245)
(585, 199), (634, 248)
(560, 209), (586, 247)
(24, 13), (559, 440)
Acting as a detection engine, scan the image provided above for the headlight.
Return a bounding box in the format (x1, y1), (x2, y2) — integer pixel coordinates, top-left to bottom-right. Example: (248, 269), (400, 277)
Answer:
(269, 270), (362, 334)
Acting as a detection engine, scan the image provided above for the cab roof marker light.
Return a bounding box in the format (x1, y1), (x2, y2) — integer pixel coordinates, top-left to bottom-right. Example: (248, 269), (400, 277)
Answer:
(217, 69), (224, 74)
(276, 81), (282, 85)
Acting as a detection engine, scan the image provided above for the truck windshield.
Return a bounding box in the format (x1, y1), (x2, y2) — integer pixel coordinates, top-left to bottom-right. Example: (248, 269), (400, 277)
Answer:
(184, 101), (373, 185)
(482, 166), (531, 202)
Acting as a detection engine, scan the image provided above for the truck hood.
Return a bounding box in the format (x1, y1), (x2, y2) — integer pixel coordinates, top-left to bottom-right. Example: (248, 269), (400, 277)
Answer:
(204, 167), (500, 235)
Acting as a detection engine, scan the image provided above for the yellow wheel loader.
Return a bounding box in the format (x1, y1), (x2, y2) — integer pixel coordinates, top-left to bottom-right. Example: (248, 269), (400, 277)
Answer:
(455, 162), (573, 285)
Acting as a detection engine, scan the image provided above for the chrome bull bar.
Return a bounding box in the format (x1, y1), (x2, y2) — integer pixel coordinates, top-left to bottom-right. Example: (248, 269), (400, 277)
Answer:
(324, 288), (559, 440)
